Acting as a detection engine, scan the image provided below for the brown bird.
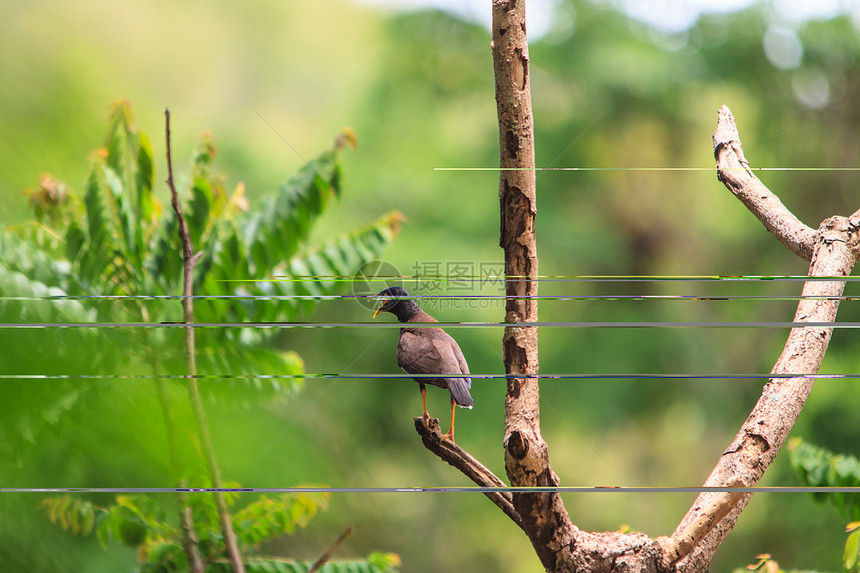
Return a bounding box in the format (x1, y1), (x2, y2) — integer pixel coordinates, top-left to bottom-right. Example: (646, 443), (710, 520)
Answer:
(373, 286), (473, 441)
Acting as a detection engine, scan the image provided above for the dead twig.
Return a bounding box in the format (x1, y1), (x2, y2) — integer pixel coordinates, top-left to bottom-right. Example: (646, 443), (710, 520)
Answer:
(309, 525), (355, 573)
(165, 108), (246, 573)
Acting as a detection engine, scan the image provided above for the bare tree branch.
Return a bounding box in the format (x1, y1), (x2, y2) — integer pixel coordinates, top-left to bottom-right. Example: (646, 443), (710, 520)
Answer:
(414, 417), (525, 531)
(153, 373), (205, 573)
(657, 479), (745, 569)
(672, 107), (860, 571)
(491, 2), (582, 570)
(309, 525), (354, 573)
(165, 108), (246, 573)
(713, 105), (816, 260)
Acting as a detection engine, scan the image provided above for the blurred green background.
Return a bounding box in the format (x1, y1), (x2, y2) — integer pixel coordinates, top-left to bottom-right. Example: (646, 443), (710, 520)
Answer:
(2, 0), (860, 571)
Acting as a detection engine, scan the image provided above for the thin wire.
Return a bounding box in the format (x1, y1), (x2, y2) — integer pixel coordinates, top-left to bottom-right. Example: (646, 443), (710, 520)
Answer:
(5, 320), (860, 328)
(4, 486), (860, 493)
(0, 373), (851, 380)
(9, 294), (860, 301)
(251, 330), (389, 463)
(435, 166), (860, 171)
(234, 275), (860, 282)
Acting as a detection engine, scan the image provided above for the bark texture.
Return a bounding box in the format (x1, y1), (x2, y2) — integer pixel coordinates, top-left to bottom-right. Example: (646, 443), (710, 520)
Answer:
(712, 106), (817, 260)
(415, 416), (525, 531)
(669, 107), (860, 571)
(492, 2), (580, 570)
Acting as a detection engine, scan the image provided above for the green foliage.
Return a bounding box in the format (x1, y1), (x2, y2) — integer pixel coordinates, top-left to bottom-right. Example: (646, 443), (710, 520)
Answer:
(789, 438), (860, 522)
(41, 492), (400, 573)
(233, 491), (330, 545)
(192, 347), (305, 405)
(0, 101), (402, 455)
(0, 258), (108, 464)
(238, 554), (401, 573)
(845, 523), (860, 573)
(5, 99), (401, 571)
(731, 532), (860, 573)
(731, 552), (834, 572)
(781, 439), (860, 572)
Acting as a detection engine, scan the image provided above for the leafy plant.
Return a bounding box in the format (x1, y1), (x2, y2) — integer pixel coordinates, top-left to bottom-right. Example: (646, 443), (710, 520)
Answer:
(732, 552), (834, 573)
(788, 438), (860, 522)
(41, 492), (400, 573)
(3, 100), (402, 570)
(0, 100), (401, 453)
(734, 440), (860, 573)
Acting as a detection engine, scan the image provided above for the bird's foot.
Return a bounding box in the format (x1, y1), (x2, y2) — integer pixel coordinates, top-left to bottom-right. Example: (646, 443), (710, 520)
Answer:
(441, 431), (455, 443)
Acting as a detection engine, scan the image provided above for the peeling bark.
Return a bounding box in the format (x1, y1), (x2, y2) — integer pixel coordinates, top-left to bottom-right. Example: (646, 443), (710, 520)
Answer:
(492, 1), (579, 570)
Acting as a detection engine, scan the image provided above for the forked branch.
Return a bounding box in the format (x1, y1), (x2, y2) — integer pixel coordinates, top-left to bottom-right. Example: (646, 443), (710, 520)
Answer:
(669, 107), (860, 571)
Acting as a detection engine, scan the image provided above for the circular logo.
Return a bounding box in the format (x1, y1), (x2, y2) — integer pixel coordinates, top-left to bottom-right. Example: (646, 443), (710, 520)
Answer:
(351, 260), (403, 310)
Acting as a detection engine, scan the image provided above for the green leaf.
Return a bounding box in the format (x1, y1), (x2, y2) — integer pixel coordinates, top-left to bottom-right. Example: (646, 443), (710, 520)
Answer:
(80, 156), (120, 288)
(0, 260), (115, 385)
(118, 519), (147, 547)
(789, 438), (860, 520)
(137, 131), (155, 223)
(242, 556), (400, 573)
(65, 221), (86, 265)
(144, 209), (181, 294)
(0, 228), (74, 290)
(845, 528), (859, 572)
(105, 102), (144, 261)
(162, 345), (303, 406)
(80, 502), (96, 536)
(96, 512), (111, 548)
(57, 496), (72, 530)
(277, 211), (404, 317)
(240, 146), (343, 278)
(187, 176), (214, 247)
(233, 491), (329, 548)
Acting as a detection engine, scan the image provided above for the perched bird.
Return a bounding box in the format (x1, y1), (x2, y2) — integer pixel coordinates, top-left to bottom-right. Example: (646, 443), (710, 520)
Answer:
(373, 286), (473, 441)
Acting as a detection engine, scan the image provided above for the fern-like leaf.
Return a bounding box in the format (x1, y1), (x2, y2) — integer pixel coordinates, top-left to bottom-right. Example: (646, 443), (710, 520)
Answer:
(0, 228), (74, 291)
(789, 438), (860, 521)
(275, 211), (404, 317)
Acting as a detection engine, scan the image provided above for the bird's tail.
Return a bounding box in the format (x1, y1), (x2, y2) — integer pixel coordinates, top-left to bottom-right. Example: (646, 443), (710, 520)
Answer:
(449, 378), (474, 409)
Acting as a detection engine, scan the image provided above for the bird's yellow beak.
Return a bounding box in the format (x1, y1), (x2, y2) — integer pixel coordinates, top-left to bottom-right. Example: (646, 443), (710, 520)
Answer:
(372, 306), (383, 319)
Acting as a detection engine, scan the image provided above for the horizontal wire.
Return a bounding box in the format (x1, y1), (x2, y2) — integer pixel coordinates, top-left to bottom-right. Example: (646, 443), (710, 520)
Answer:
(0, 373), (851, 380)
(4, 486), (859, 493)
(4, 321), (860, 328)
(243, 275), (860, 283)
(434, 167), (860, 172)
(5, 294), (860, 302)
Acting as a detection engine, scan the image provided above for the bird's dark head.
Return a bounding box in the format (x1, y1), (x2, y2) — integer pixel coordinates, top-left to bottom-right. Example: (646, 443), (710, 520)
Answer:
(373, 287), (420, 322)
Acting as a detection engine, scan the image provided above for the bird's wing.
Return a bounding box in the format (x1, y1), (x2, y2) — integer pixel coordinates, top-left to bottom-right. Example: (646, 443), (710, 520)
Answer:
(397, 330), (445, 375)
(398, 329), (474, 408)
(450, 338), (471, 385)
(398, 330), (467, 375)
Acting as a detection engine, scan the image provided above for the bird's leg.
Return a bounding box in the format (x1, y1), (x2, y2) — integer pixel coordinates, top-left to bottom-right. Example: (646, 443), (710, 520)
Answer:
(441, 397), (456, 442)
(420, 385), (429, 423)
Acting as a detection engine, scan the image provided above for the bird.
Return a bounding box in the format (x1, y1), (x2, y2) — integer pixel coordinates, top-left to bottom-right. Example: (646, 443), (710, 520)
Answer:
(373, 286), (473, 442)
